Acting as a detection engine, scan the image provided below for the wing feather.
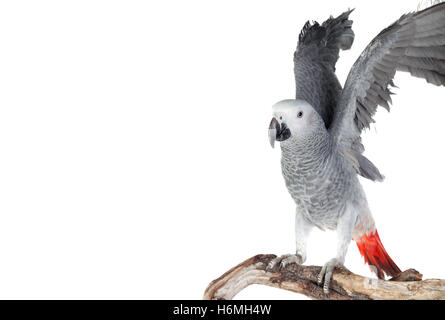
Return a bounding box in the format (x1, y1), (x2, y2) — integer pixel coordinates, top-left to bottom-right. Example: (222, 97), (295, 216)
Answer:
(330, 2), (445, 149)
(294, 9), (355, 128)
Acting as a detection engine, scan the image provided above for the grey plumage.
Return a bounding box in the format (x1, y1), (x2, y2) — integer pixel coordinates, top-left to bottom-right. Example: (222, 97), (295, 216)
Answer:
(293, 9), (384, 182)
(268, 2), (445, 295)
(332, 3), (445, 148)
(274, 100), (362, 232)
(294, 9), (354, 129)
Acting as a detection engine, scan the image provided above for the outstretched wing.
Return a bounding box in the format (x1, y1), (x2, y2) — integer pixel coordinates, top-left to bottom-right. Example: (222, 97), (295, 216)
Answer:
(294, 9), (354, 128)
(330, 3), (445, 153)
(296, 9), (355, 71)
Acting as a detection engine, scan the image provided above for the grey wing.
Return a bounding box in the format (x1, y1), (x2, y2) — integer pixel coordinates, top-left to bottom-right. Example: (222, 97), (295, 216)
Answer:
(294, 9), (355, 128)
(330, 2), (445, 175)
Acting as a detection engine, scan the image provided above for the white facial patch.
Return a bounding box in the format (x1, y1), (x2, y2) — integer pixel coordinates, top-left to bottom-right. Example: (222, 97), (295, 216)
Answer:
(272, 99), (315, 136)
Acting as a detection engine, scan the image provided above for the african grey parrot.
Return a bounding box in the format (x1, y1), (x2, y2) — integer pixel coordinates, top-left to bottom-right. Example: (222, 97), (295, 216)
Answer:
(267, 2), (445, 296)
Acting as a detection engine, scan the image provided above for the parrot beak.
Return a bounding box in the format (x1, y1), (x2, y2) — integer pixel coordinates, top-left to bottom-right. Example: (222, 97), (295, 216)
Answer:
(269, 117), (291, 148)
(269, 118), (279, 148)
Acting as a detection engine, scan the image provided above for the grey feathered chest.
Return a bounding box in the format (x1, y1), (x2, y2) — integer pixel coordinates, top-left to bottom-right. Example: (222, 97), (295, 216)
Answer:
(280, 133), (355, 230)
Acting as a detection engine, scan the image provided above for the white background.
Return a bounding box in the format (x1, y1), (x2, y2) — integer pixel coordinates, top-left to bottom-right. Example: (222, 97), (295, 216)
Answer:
(0, 0), (444, 299)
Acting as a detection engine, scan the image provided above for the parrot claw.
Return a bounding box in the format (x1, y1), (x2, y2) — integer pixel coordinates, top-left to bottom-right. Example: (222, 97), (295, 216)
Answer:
(266, 254), (303, 272)
(318, 258), (341, 297)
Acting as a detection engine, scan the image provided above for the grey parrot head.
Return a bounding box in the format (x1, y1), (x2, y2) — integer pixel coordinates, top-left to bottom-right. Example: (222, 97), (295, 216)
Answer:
(268, 99), (323, 148)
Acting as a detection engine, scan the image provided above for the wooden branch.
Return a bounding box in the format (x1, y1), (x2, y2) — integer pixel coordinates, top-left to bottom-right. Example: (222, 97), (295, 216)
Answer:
(203, 254), (445, 300)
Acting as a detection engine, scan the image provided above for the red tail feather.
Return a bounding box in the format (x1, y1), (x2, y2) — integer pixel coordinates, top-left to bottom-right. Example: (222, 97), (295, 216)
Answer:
(355, 230), (401, 279)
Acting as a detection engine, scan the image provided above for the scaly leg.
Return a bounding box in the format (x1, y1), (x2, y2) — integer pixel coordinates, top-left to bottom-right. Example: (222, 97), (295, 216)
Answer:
(267, 208), (313, 270)
(318, 206), (357, 296)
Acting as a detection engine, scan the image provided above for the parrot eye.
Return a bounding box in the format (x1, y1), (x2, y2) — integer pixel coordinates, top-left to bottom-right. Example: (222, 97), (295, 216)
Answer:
(279, 116), (283, 120)
(297, 111), (303, 118)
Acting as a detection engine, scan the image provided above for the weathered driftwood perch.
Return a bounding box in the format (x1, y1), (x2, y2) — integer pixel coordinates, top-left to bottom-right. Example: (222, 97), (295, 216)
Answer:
(204, 254), (445, 300)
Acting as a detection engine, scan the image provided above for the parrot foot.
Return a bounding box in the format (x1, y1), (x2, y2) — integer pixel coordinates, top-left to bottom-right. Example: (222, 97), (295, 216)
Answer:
(266, 254), (303, 272)
(317, 258), (342, 297)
